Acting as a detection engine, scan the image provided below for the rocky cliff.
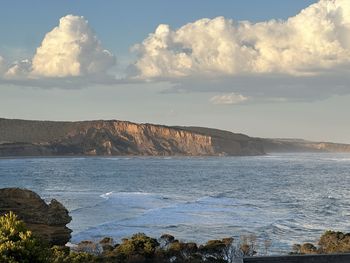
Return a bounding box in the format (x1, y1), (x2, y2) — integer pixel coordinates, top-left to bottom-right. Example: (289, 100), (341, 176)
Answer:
(179, 127), (350, 153)
(177, 126), (265, 156)
(0, 118), (264, 156)
(1, 118), (349, 156)
(0, 188), (72, 245)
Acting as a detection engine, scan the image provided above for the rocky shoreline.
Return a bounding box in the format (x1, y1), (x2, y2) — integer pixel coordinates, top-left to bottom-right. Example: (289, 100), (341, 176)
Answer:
(1, 188), (350, 263)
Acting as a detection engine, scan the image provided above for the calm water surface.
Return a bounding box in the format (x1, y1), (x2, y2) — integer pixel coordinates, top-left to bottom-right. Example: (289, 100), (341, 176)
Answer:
(1, 153), (350, 254)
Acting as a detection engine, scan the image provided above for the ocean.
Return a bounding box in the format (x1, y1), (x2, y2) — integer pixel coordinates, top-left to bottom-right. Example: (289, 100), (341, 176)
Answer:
(1, 153), (350, 254)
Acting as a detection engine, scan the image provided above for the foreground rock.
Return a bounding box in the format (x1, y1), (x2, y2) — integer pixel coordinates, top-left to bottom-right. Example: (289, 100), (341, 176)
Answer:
(0, 188), (71, 245)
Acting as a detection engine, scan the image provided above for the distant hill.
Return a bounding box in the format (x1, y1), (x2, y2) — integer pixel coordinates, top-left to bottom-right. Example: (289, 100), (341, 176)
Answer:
(0, 118), (349, 157)
(0, 118), (264, 157)
(179, 126), (350, 153)
(258, 138), (350, 153)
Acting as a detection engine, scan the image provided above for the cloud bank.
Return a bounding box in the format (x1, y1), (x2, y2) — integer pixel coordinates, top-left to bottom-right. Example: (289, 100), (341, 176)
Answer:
(133, 0), (350, 79)
(1, 0), (350, 102)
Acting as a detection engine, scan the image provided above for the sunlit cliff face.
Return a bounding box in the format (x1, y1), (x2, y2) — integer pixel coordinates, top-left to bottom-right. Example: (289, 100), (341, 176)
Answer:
(102, 121), (214, 155)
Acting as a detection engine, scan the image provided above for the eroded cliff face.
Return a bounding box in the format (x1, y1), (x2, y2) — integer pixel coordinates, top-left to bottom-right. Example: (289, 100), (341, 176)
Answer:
(1, 119), (254, 156)
(0, 188), (72, 245)
(2, 118), (349, 156)
(178, 126), (265, 156)
(59, 121), (215, 156)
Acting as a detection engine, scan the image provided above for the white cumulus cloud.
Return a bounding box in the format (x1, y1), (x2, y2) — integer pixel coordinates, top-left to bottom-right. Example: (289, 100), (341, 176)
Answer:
(133, 0), (350, 79)
(210, 93), (248, 105)
(5, 59), (32, 78)
(31, 15), (115, 77)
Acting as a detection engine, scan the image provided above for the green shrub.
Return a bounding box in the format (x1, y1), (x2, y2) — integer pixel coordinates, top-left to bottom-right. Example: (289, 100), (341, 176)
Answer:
(112, 233), (159, 262)
(292, 230), (350, 255)
(0, 211), (50, 263)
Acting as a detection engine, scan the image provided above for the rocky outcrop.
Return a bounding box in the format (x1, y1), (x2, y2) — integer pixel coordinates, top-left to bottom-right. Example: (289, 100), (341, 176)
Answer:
(0, 188), (72, 245)
(0, 118), (265, 156)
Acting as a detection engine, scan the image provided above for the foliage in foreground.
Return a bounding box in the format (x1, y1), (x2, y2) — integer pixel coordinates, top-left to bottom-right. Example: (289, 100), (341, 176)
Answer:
(0, 211), (49, 263)
(0, 211), (259, 262)
(69, 232), (258, 263)
(9, 211), (350, 262)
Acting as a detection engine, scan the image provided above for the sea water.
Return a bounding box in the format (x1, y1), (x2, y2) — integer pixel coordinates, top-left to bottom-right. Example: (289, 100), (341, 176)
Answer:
(1, 153), (350, 254)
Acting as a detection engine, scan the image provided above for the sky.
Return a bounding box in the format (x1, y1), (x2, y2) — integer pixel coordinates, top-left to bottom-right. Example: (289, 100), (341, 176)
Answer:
(1, 0), (350, 143)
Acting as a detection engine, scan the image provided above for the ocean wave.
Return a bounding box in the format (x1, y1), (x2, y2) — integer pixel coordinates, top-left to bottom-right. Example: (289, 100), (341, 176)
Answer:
(72, 193), (272, 241)
(100, 191), (171, 200)
(98, 191), (174, 210)
(324, 158), (350, 162)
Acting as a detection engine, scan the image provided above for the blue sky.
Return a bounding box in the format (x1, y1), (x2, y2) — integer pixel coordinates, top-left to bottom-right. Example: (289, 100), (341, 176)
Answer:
(1, 0), (317, 58)
(1, 0), (350, 143)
